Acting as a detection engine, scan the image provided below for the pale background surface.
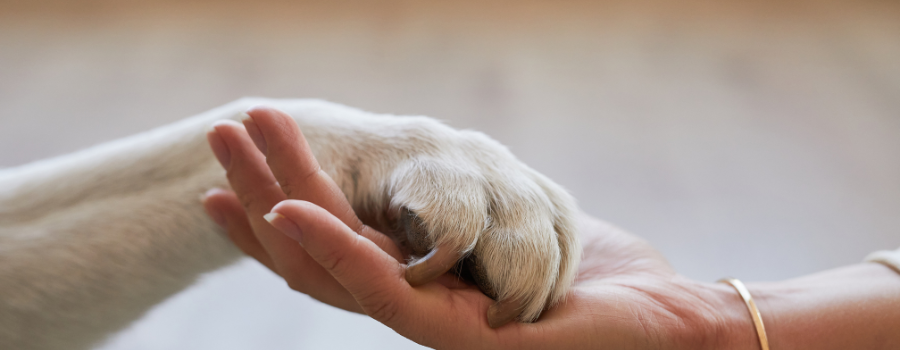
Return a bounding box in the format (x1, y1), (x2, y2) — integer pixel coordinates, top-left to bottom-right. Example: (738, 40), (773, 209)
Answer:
(1, 0), (898, 349)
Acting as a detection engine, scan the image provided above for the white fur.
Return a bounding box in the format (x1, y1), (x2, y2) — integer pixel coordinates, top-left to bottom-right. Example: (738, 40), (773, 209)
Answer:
(0, 98), (580, 350)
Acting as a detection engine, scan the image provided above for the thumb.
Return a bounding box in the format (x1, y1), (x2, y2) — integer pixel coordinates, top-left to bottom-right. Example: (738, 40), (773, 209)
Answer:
(264, 199), (412, 323)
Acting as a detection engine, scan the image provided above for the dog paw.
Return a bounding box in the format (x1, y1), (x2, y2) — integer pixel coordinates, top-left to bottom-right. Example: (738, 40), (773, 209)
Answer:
(374, 121), (581, 327)
(258, 99), (581, 327)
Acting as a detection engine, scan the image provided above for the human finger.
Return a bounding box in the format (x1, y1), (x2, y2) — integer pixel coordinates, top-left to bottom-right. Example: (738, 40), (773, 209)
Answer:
(241, 107), (401, 260)
(242, 107), (360, 229)
(266, 200), (500, 348)
(202, 187), (276, 272)
(209, 121), (361, 312)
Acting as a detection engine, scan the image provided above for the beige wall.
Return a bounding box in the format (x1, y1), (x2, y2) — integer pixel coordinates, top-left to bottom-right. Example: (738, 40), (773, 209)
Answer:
(1, 0), (898, 348)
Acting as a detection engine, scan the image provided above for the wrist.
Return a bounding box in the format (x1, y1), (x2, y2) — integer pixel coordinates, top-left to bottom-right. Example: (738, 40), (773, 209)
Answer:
(702, 280), (761, 350)
(658, 277), (759, 350)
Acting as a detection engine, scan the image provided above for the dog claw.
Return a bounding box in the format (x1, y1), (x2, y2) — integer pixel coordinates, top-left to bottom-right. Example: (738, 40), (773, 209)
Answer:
(405, 245), (462, 286)
(487, 298), (524, 328)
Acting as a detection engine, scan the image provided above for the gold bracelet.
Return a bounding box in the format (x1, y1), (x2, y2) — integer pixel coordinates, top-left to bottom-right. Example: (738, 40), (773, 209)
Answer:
(719, 277), (770, 350)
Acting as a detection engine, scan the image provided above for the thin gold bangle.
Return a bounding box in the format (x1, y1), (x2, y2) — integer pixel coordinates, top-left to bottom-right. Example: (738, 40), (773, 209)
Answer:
(719, 277), (770, 350)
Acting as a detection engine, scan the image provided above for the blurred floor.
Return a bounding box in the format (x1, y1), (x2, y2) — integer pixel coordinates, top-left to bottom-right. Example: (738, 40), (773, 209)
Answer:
(1, 0), (898, 348)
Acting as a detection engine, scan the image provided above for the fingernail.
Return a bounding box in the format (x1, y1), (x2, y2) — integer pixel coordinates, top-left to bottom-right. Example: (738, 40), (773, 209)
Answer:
(207, 128), (231, 169)
(264, 212), (303, 243)
(241, 112), (267, 155)
(202, 188), (219, 202)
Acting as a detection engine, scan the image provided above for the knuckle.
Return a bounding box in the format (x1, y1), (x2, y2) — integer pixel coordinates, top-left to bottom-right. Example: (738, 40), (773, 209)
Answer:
(319, 248), (349, 276)
(236, 190), (255, 210)
(278, 166), (320, 199)
(360, 288), (401, 324)
(279, 182), (297, 198)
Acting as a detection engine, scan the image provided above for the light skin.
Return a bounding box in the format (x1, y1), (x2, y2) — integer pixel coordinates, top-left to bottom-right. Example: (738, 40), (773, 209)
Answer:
(204, 106), (900, 349)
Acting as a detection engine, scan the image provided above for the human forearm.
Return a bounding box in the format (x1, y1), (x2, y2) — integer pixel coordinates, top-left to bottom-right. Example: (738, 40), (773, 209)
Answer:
(712, 263), (900, 350)
(751, 263), (900, 349)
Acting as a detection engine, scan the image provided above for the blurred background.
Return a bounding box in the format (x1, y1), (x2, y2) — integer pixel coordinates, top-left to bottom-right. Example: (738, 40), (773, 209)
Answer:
(1, 0), (898, 348)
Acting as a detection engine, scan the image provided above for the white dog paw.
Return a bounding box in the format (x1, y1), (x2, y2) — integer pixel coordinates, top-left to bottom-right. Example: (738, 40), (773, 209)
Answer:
(375, 121), (581, 326)
(263, 99), (581, 326)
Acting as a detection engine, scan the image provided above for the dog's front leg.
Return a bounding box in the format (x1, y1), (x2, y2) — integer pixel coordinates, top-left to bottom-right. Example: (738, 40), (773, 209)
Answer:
(0, 99), (301, 350)
(0, 97), (457, 350)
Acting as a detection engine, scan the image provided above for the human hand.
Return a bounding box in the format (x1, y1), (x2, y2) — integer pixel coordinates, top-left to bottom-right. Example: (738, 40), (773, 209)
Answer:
(260, 202), (758, 349)
(203, 106), (756, 349)
(203, 106), (404, 313)
(205, 102), (585, 326)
